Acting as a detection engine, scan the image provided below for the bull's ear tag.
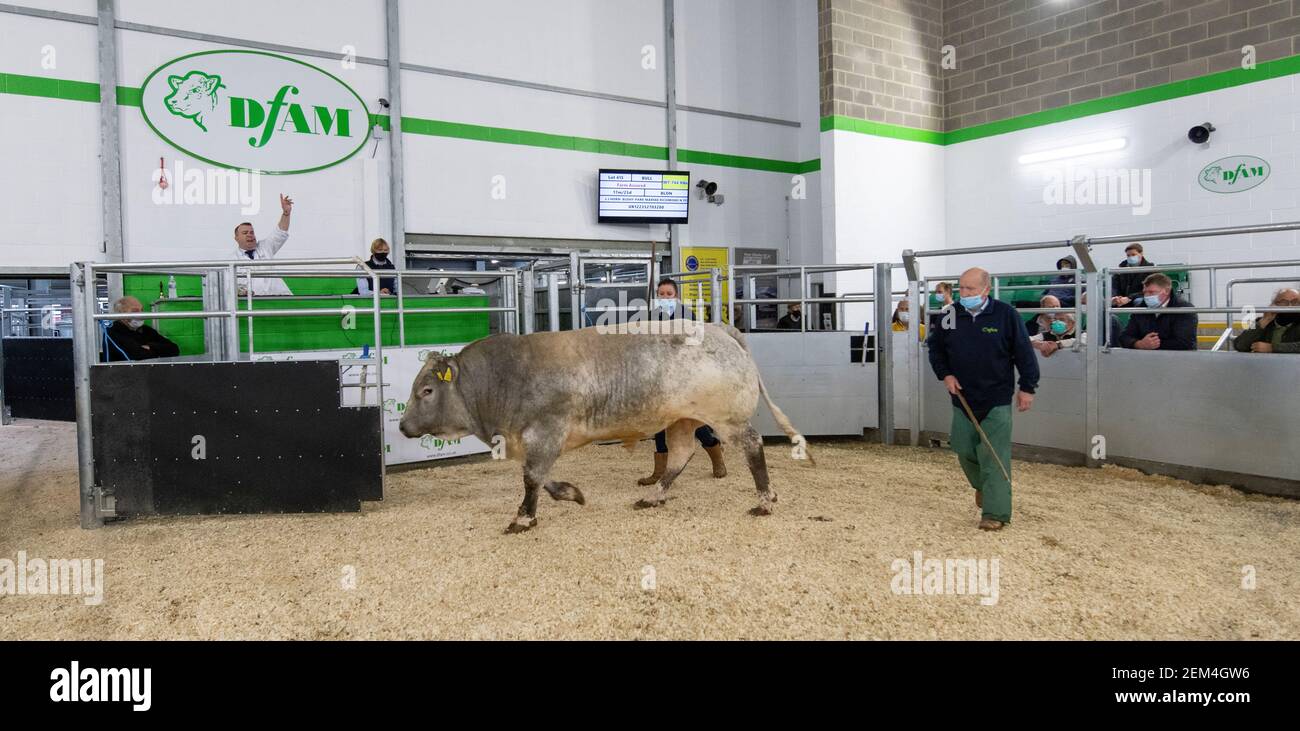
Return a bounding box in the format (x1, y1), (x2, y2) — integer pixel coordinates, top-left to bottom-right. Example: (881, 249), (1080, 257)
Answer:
(437, 367), (453, 382)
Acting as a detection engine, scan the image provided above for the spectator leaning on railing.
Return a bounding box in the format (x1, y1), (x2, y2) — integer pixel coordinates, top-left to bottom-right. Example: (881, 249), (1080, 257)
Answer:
(1027, 295), (1081, 358)
(1234, 288), (1300, 354)
(1119, 273), (1198, 351)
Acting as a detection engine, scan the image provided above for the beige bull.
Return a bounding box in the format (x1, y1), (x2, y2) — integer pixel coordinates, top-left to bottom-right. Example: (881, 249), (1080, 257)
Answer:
(398, 320), (811, 533)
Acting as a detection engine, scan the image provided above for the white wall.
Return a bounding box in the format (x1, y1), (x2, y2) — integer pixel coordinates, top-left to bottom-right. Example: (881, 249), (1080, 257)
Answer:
(821, 130), (945, 329)
(0, 12), (103, 267)
(0, 0), (820, 270)
(942, 73), (1300, 309)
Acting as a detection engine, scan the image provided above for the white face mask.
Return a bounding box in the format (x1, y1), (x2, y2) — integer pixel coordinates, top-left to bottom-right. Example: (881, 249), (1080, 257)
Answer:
(898, 312), (910, 323)
(127, 319), (144, 330)
(652, 298), (677, 315)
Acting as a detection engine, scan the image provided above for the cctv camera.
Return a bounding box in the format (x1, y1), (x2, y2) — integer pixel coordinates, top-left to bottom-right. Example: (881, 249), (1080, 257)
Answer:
(1188, 123), (1215, 144)
(378, 98), (391, 109)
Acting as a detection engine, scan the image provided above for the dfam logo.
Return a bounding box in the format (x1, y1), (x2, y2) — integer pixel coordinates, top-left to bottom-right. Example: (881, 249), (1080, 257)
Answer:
(1199, 155), (1270, 193)
(140, 50), (371, 174)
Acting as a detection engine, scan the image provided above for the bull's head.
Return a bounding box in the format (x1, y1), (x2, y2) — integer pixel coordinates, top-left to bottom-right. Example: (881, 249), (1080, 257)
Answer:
(163, 71), (223, 131)
(398, 354), (475, 440)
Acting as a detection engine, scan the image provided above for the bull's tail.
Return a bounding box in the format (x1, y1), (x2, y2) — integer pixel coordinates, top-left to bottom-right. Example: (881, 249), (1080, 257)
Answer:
(721, 325), (816, 466)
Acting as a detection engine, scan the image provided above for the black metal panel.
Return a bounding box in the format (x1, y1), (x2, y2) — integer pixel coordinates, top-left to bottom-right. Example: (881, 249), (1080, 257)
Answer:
(90, 361), (383, 517)
(1, 338), (75, 421)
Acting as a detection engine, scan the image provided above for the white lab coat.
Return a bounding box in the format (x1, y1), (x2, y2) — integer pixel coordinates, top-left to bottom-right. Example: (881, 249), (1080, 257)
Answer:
(234, 227), (292, 296)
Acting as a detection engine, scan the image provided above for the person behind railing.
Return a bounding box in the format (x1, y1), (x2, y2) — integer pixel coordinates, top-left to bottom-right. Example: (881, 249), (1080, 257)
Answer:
(926, 267), (1038, 532)
(638, 278), (727, 485)
(890, 298), (926, 337)
(928, 281), (954, 330)
(1027, 295), (1079, 357)
(1234, 288), (1300, 354)
(1119, 273), (1198, 351)
(1109, 242), (1153, 307)
(234, 193), (294, 296)
(1042, 255), (1082, 307)
(102, 296), (179, 362)
(1080, 291), (1122, 348)
(777, 302), (803, 329)
(353, 238), (397, 295)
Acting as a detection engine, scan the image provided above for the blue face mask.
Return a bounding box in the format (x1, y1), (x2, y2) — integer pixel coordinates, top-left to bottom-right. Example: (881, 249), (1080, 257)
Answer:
(1143, 294), (1163, 308)
(652, 298), (677, 315)
(1126, 255), (1141, 265)
(1050, 319), (1068, 335)
(959, 294), (984, 310)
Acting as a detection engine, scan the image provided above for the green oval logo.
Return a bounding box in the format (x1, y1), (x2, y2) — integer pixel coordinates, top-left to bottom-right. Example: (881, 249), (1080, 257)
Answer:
(1198, 155), (1270, 194)
(140, 50), (371, 175)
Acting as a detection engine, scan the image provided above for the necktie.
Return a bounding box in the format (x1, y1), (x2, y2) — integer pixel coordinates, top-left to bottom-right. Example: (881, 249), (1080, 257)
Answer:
(245, 250), (255, 260)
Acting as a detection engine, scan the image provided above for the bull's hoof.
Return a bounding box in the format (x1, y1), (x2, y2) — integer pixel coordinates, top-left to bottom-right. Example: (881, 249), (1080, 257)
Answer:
(546, 481), (586, 505)
(504, 517), (537, 534)
(633, 497), (666, 510)
(748, 504), (773, 517)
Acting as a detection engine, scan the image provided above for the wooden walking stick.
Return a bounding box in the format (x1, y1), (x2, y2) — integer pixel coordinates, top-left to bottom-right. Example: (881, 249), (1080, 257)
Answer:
(954, 389), (1012, 485)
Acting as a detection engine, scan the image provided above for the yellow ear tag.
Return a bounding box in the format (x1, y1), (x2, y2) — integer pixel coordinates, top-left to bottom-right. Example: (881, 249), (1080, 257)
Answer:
(437, 367), (453, 382)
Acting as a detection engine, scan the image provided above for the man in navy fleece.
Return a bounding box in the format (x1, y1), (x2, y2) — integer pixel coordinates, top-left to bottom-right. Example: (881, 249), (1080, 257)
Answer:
(926, 268), (1040, 531)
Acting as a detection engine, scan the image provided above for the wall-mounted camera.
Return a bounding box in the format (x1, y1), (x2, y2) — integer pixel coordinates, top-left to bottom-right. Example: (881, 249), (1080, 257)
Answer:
(1188, 122), (1215, 144)
(378, 98), (391, 110)
(696, 179), (724, 205)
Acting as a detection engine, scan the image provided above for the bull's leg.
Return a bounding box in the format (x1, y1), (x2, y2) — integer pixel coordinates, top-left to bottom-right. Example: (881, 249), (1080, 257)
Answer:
(506, 441), (561, 534)
(733, 423), (777, 516)
(635, 419), (697, 509)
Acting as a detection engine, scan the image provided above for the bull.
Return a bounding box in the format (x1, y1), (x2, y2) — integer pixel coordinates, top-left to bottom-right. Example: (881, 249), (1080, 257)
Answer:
(398, 320), (811, 533)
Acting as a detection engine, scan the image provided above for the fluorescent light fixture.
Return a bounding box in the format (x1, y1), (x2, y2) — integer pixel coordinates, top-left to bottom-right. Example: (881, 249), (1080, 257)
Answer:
(1017, 138), (1127, 165)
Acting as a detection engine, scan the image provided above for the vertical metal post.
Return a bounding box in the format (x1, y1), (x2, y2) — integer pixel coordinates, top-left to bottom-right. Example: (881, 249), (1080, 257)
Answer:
(396, 271), (406, 346)
(907, 280), (921, 446)
(663, 0), (679, 275)
(202, 269), (224, 361)
(569, 252), (582, 329)
(244, 268), (255, 358)
(799, 267), (807, 333)
(710, 268), (721, 323)
(73, 263), (102, 528)
(1084, 270), (1102, 468)
(97, 0), (124, 303)
(547, 273), (561, 332)
(522, 267), (536, 334)
(875, 263), (894, 446)
(385, 0), (406, 264)
(501, 269), (516, 334)
(370, 271), (385, 494)
(224, 265), (240, 360)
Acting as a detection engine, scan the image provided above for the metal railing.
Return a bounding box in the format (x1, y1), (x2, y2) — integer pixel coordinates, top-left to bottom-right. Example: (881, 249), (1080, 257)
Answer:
(901, 219), (1300, 464)
(658, 268), (722, 323)
(71, 257), (520, 529)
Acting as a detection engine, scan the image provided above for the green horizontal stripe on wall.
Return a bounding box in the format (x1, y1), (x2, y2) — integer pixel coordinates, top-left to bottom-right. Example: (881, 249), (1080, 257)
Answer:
(827, 51), (1300, 147)
(0, 72), (818, 174)
(821, 115), (946, 145)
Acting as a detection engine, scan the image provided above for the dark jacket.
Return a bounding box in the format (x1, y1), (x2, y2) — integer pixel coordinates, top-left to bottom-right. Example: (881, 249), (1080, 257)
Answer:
(103, 321), (180, 362)
(1119, 292), (1198, 350)
(353, 256), (397, 294)
(1234, 316), (1300, 354)
(926, 297), (1040, 416)
(1043, 255), (1081, 307)
(1110, 258), (1154, 304)
(777, 313), (803, 329)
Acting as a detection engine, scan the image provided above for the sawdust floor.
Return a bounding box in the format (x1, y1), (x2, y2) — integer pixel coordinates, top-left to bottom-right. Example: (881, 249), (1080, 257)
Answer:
(1, 419), (1296, 640)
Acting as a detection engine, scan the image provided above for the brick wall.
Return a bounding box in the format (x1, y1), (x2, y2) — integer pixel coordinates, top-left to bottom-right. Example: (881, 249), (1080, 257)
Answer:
(819, 0), (945, 131)
(820, 0), (1300, 132)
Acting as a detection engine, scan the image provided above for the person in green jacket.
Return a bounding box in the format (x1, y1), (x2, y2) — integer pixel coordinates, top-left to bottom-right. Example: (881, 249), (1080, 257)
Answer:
(1235, 288), (1300, 354)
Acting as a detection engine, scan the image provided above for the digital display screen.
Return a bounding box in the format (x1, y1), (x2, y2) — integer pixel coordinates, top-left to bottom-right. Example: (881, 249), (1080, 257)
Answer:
(597, 169), (690, 224)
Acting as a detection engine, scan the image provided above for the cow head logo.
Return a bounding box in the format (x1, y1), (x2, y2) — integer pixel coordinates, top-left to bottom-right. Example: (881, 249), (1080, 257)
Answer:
(164, 71), (224, 132)
(1201, 165), (1221, 185)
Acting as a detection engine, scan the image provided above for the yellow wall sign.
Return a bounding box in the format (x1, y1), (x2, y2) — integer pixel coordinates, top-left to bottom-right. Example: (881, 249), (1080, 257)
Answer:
(678, 246), (729, 323)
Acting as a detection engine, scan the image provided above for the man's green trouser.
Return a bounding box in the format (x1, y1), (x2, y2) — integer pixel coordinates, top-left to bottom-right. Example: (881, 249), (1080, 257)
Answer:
(949, 404), (1012, 523)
